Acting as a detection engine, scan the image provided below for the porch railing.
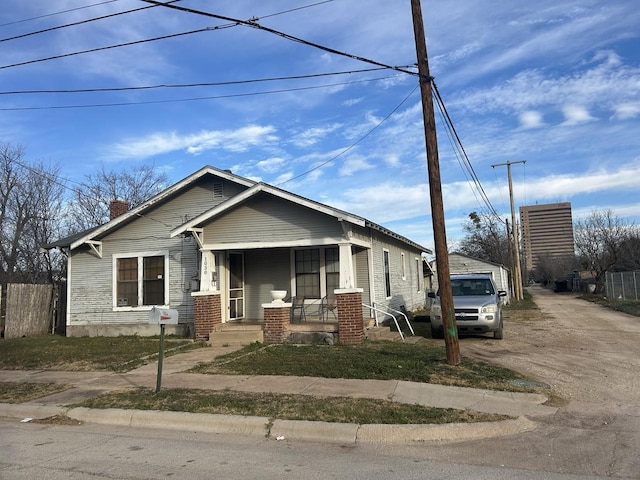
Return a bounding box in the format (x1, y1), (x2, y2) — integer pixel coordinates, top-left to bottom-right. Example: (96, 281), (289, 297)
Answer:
(362, 302), (414, 342)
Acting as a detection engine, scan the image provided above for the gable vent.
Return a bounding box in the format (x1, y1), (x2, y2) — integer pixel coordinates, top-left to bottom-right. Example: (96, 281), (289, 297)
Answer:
(212, 183), (223, 199)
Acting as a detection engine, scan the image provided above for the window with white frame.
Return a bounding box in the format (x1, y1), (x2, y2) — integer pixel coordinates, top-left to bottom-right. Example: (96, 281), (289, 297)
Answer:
(383, 249), (391, 298)
(114, 252), (168, 308)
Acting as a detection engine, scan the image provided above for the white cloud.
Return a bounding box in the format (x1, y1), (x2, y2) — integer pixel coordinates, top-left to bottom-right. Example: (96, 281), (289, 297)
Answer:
(560, 105), (596, 126)
(454, 52), (640, 121)
(256, 157), (286, 174)
(329, 182), (429, 223)
(343, 98), (363, 107)
(383, 154), (401, 167)
(519, 111), (545, 129)
(289, 124), (342, 148)
(613, 102), (640, 120)
(323, 160), (640, 235)
(516, 160), (640, 198)
(338, 155), (374, 176)
(108, 125), (278, 160)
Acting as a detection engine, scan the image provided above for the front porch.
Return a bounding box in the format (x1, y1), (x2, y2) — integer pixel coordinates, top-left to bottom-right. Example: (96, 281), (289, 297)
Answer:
(193, 289), (372, 345)
(205, 317), (394, 346)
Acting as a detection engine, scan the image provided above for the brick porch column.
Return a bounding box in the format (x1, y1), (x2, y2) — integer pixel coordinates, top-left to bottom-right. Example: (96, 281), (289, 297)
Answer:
(335, 288), (364, 345)
(262, 301), (292, 344)
(192, 292), (222, 341)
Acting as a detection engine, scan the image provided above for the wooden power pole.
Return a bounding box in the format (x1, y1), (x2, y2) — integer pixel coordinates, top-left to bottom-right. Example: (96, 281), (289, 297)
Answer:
(410, 0), (460, 365)
(492, 160), (526, 301)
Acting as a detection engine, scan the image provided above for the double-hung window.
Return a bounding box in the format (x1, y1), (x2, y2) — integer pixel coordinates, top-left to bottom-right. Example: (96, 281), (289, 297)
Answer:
(114, 252), (168, 308)
(325, 247), (339, 295)
(295, 248), (320, 298)
(294, 247), (340, 299)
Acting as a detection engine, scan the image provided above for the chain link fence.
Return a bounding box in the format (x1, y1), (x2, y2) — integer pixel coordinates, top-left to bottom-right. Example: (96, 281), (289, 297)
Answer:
(606, 271), (640, 301)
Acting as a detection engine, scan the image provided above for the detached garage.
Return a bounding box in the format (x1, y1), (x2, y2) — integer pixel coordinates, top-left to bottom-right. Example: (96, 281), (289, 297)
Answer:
(428, 252), (512, 304)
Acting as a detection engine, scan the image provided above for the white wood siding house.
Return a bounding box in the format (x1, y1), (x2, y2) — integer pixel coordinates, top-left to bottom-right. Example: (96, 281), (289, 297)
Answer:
(46, 166), (431, 337)
(429, 252), (512, 304)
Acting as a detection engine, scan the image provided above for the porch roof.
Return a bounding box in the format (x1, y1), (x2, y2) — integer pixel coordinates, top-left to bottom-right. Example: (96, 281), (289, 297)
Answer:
(171, 182), (432, 255)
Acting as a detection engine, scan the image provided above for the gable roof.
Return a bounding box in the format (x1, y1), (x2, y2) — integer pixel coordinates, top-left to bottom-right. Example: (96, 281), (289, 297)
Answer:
(48, 165), (431, 254)
(429, 252), (507, 270)
(43, 225), (99, 250)
(51, 166), (255, 251)
(171, 181), (432, 254)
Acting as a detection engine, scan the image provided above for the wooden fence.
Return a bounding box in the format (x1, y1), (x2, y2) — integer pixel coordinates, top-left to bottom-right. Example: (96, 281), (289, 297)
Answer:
(2, 283), (53, 339)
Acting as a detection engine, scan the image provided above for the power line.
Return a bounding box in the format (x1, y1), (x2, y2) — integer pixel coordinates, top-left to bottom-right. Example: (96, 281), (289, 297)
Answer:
(0, 1), (180, 43)
(0, 67), (390, 95)
(257, 1), (336, 20)
(431, 80), (502, 221)
(0, 25), (231, 71)
(0, 0), (120, 28)
(277, 84), (420, 186)
(0, 74), (402, 111)
(141, 0), (418, 76)
(0, 1), (345, 73)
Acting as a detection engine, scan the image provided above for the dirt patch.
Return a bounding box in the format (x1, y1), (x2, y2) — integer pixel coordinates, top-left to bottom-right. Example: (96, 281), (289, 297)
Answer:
(460, 287), (640, 414)
(31, 415), (83, 426)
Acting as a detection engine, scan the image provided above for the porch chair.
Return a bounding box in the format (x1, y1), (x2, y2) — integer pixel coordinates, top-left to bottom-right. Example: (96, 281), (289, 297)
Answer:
(290, 296), (306, 323)
(320, 294), (337, 322)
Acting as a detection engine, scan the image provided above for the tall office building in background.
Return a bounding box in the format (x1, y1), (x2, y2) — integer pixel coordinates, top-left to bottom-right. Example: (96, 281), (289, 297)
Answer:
(520, 202), (575, 276)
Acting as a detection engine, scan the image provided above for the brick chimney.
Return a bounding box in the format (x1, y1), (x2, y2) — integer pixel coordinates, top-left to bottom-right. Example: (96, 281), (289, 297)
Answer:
(109, 199), (129, 220)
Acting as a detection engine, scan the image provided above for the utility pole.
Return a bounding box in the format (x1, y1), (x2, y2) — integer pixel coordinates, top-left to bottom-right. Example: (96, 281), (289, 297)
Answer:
(492, 160), (526, 301)
(411, 0), (460, 365)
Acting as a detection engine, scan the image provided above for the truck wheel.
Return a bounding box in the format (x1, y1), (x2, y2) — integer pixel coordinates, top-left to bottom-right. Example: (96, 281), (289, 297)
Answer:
(431, 325), (444, 339)
(493, 322), (504, 340)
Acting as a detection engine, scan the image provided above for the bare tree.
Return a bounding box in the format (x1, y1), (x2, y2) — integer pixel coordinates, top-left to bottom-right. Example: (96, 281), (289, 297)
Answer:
(64, 164), (168, 232)
(574, 209), (632, 293)
(612, 227), (640, 272)
(0, 142), (66, 284)
(534, 253), (578, 288)
(458, 211), (512, 268)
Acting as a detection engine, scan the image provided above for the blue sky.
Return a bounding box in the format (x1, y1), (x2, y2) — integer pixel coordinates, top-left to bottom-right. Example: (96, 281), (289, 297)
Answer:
(1, 1), (639, 250)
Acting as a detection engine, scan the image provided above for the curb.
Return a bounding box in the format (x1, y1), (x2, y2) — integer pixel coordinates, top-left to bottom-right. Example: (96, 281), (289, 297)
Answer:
(1, 403), (538, 445)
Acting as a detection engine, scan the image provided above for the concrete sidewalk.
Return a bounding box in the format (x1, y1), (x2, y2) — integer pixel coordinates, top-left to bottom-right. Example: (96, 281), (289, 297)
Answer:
(0, 345), (558, 445)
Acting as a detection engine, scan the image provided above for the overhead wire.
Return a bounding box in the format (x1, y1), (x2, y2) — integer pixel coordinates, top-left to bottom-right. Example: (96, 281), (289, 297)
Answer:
(3, 0), (492, 222)
(135, 2), (502, 197)
(277, 83), (420, 187)
(0, 67), (390, 95)
(0, 0), (120, 28)
(431, 80), (502, 222)
(0, 1), (180, 43)
(0, 1), (360, 75)
(0, 24), (234, 71)
(140, 0), (418, 76)
(433, 88), (493, 220)
(8, 154), (175, 229)
(492, 161), (509, 213)
(0, 74), (404, 111)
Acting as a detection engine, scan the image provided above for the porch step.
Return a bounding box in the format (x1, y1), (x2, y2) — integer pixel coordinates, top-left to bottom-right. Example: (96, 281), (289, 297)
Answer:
(363, 318), (376, 328)
(365, 326), (403, 342)
(208, 324), (263, 346)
